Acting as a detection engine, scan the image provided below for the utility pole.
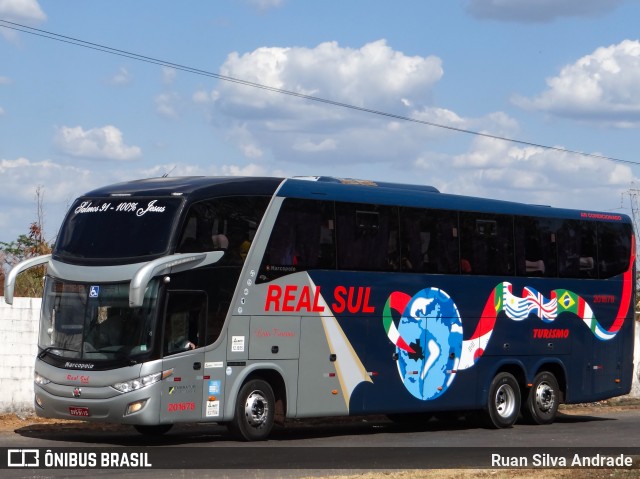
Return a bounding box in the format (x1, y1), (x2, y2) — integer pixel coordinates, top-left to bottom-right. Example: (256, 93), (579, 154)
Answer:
(625, 187), (640, 238)
(623, 187), (640, 317)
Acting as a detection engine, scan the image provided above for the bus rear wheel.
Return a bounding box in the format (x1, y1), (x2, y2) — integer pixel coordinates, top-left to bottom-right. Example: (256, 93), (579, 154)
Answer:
(522, 371), (559, 425)
(228, 379), (275, 441)
(485, 372), (520, 428)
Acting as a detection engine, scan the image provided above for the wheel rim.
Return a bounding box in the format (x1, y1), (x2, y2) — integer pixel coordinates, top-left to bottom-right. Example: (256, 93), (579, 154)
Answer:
(535, 381), (555, 413)
(244, 390), (269, 428)
(494, 383), (517, 418)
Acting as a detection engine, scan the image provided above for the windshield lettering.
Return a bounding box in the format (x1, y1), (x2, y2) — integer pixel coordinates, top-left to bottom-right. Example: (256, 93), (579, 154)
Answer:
(116, 202), (138, 212)
(74, 201), (101, 214)
(136, 200), (166, 216)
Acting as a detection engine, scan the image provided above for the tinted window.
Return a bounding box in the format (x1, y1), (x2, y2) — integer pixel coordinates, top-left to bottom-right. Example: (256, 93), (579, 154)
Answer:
(163, 291), (206, 356)
(55, 197), (183, 262)
(515, 217), (559, 277)
(597, 222), (632, 278)
(459, 212), (514, 276)
(557, 220), (597, 278)
(258, 199), (336, 282)
(400, 207), (460, 274)
(336, 203), (399, 272)
(176, 196), (270, 264)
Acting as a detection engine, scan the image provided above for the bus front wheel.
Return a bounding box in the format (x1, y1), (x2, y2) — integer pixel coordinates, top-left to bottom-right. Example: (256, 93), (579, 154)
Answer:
(486, 372), (520, 428)
(522, 371), (559, 425)
(228, 379), (275, 441)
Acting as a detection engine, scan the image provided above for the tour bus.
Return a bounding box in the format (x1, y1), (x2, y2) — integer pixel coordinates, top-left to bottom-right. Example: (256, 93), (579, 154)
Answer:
(4, 176), (636, 440)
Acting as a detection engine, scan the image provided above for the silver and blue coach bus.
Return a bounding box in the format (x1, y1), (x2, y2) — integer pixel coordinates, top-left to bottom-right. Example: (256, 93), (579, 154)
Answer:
(4, 176), (636, 440)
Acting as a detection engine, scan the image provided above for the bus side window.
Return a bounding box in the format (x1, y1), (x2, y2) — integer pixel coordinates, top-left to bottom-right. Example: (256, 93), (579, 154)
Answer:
(578, 222), (597, 278)
(176, 204), (215, 253)
(163, 291), (206, 356)
(258, 199), (336, 282)
(515, 217), (558, 277)
(597, 222), (631, 278)
(399, 207), (459, 274)
(176, 197), (270, 261)
(558, 220), (597, 278)
(335, 203), (399, 272)
(459, 212), (514, 276)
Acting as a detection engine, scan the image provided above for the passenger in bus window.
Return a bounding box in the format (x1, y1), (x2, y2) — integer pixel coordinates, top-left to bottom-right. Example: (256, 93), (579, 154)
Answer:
(164, 313), (197, 355)
(460, 258), (472, 274)
(212, 234), (229, 250)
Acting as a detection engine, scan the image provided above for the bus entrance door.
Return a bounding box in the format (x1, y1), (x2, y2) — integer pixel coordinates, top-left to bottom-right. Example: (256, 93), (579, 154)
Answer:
(159, 291), (207, 423)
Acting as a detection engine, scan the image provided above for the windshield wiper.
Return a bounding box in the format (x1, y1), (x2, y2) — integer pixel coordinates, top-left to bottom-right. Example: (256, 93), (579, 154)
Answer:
(37, 346), (79, 359)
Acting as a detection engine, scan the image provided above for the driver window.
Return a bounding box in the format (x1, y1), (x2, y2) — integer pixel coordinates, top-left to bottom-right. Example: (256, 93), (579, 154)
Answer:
(163, 291), (206, 356)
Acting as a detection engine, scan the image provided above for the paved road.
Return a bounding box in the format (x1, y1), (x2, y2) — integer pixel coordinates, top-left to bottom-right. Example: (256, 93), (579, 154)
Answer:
(1, 409), (639, 478)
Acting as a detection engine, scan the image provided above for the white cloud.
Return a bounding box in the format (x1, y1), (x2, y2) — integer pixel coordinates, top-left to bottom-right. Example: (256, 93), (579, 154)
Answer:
(216, 40), (442, 113)
(139, 161), (272, 179)
(0, 0), (47, 41)
(0, 155), (282, 243)
(292, 138), (337, 153)
(201, 40), (454, 164)
(513, 40), (640, 127)
(245, 0), (285, 12)
(0, 106), (4, 116)
(421, 136), (637, 211)
(54, 125), (142, 161)
(0, 157), (96, 241)
(162, 67), (177, 85)
(465, 0), (625, 23)
(0, 157), (92, 202)
(110, 67), (131, 86)
(155, 92), (180, 119)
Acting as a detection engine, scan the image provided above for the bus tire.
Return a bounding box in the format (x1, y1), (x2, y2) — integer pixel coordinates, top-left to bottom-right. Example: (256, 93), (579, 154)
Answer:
(133, 424), (173, 436)
(228, 379), (275, 441)
(485, 372), (520, 428)
(522, 371), (559, 425)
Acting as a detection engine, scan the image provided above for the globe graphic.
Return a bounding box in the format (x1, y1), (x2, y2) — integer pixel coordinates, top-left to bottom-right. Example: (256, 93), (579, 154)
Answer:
(396, 288), (463, 400)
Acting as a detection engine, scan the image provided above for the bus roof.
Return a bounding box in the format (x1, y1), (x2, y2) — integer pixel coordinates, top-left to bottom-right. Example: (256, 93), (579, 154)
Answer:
(83, 176), (284, 201)
(80, 175), (631, 224)
(278, 177), (632, 223)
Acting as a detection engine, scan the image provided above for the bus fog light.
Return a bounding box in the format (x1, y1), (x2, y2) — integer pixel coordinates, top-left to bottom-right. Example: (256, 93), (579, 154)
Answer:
(125, 399), (147, 415)
(35, 394), (44, 409)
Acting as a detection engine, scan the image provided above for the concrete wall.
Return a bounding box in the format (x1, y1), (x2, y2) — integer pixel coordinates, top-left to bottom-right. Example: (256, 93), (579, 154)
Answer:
(0, 297), (41, 414)
(0, 297), (639, 413)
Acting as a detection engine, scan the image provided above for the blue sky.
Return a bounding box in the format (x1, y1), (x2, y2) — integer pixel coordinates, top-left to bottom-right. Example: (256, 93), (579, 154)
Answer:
(1, 0), (640, 243)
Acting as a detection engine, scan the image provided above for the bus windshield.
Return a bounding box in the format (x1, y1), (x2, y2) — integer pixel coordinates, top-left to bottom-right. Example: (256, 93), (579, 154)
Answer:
(55, 197), (183, 262)
(39, 279), (160, 361)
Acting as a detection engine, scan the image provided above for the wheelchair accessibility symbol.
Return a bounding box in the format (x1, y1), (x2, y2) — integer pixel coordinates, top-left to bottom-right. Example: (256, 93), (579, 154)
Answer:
(89, 286), (100, 298)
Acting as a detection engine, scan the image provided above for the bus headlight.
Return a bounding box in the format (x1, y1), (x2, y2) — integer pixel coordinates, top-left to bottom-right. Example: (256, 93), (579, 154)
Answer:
(112, 369), (172, 393)
(34, 372), (51, 386)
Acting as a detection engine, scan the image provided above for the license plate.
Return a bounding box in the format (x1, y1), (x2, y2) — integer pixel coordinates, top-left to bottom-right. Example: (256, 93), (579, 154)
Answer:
(69, 406), (90, 417)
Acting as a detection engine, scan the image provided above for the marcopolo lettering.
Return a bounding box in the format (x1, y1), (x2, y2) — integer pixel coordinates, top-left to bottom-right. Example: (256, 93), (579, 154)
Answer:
(64, 362), (95, 369)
